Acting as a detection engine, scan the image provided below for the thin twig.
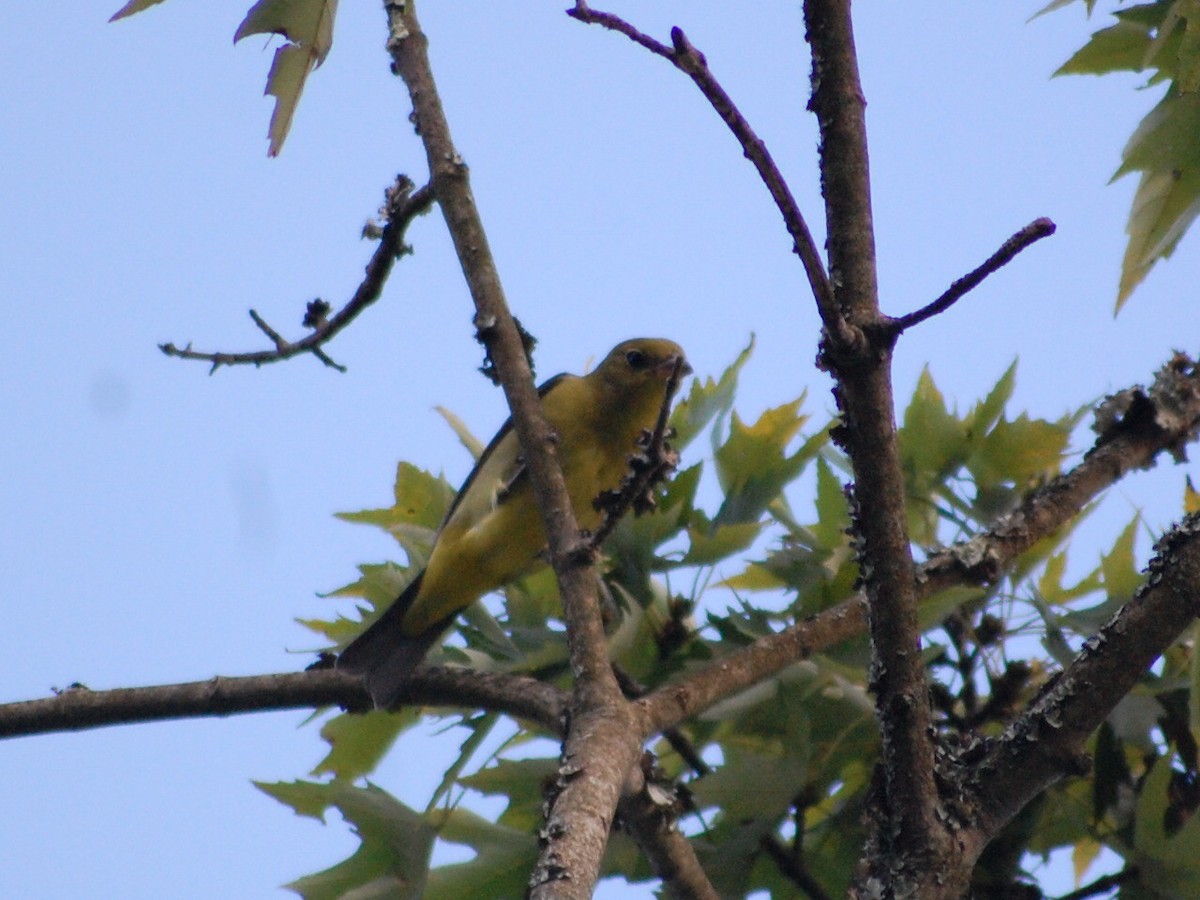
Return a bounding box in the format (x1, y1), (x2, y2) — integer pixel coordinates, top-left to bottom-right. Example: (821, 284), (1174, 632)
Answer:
(759, 835), (833, 900)
(890, 217), (1057, 334)
(568, 2), (855, 349)
(159, 177), (434, 373)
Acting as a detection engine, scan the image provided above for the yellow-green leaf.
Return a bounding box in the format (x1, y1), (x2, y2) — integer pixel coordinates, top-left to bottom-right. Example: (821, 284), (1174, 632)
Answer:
(234, 0), (339, 156)
(671, 335), (754, 449)
(1055, 21), (1155, 76)
(1186, 475), (1200, 513)
(313, 708), (420, 782)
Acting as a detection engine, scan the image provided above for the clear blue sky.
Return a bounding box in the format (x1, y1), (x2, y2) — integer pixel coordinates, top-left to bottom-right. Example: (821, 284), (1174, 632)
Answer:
(2, 2), (1194, 897)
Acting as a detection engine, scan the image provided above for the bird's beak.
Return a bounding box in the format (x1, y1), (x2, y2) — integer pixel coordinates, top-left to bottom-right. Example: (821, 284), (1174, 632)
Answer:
(654, 355), (692, 380)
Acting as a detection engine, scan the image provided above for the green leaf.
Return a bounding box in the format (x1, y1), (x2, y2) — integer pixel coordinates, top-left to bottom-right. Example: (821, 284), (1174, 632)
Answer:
(966, 362), (1017, 437)
(427, 713), (499, 812)
(1032, 0), (1099, 19)
(336, 462), (454, 557)
(458, 757), (559, 831)
(1114, 88), (1200, 309)
(713, 399), (818, 525)
(812, 455), (851, 549)
(234, 0), (339, 156)
(966, 413), (1070, 488)
(1055, 21), (1155, 76)
(1185, 475), (1200, 513)
(683, 520), (763, 566)
(1180, 4), (1200, 91)
(109, 0), (170, 21)
(899, 368), (967, 486)
(256, 778), (339, 822)
(260, 781), (436, 900)
(424, 808), (539, 900)
(1101, 517), (1144, 602)
(312, 709), (420, 782)
(670, 335), (754, 449)
(1133, 755), (1200, 896)
(1117, 163), (1200, 308)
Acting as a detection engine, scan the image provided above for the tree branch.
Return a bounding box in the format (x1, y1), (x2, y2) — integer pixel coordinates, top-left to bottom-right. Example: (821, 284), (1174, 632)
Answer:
(0, 666), (566, 739)
(962, 514), (1200, 865)
(617, 756), (720, 900)
(890, 217), (1057, 334)
(643, 351), (1200, 735)
(804, 3), (954, 891)
(568, 2), (854, 347)
(160, 176), (433, 373)
(382, 4), (640, 896)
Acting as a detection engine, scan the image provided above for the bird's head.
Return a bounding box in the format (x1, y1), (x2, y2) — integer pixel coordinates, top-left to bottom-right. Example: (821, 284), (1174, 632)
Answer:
(594, 338), (691, 394)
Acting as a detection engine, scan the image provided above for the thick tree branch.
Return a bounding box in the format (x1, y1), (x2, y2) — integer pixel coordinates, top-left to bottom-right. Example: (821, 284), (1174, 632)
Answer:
(0, 667), (566, 739)
(962, 513), (1200, 865)
(160, 177), (433, 373)
(568, 2), (854, 347)
(382, 4), (640, 896)
(805, 3), (952, 891)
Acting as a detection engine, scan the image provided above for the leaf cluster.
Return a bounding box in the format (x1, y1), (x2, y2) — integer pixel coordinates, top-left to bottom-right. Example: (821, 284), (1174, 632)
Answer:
(263, 345), (1200, 898)
(1050, 0), (1200, 307)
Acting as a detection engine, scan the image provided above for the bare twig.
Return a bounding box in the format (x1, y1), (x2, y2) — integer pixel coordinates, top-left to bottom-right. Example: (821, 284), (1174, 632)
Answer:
(760, 834), (833, 900)
(0, 667), (567, 739)
(568, 2), (855, 349)
(159, 177), (434, 373)
(890, 217), (1057, 334)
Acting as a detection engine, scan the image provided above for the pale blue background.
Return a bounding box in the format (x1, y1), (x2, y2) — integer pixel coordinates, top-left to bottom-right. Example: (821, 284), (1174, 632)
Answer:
(2, 3), (1193, 897)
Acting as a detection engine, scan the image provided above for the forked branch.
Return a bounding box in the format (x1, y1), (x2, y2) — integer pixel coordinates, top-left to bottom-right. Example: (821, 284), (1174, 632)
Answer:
(160, 177), (433, 373)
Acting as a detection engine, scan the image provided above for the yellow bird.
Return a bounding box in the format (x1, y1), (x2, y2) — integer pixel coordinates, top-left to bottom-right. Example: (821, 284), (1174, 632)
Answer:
(338, 338), (690, 708)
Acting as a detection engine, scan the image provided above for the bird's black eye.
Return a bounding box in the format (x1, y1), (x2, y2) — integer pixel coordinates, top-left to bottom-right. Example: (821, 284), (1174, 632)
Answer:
(625, 349), (648, 370)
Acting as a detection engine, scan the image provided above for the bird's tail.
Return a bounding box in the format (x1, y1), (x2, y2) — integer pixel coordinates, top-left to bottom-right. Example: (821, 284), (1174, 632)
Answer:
(336, 572), (454, 709)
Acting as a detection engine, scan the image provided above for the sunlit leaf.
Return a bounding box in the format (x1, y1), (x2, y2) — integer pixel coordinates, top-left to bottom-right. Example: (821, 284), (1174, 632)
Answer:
(313, 709), (420, 782)
(234, 0), (339, 155)
(1186, 475), (1200, 513)
(713, 398), (817, 524)
(670, 335), (754, 449)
